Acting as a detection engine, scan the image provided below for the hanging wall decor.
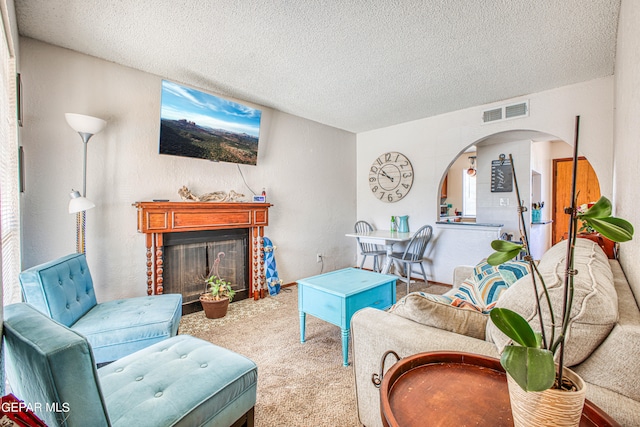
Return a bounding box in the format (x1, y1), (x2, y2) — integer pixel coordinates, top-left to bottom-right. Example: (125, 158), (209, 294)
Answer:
(491, 156), (513, 192)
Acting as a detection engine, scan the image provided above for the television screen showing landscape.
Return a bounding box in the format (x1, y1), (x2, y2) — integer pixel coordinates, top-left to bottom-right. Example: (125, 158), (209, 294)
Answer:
(159, 80), (262, 165)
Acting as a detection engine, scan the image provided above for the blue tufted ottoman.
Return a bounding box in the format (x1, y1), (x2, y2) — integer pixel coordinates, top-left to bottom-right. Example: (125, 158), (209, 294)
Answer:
(3, 303), (257, 427)
(99, 335), (257, 427)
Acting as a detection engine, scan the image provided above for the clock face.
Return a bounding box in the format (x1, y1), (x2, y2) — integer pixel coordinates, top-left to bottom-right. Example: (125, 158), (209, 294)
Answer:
(369, 152), (414, 203)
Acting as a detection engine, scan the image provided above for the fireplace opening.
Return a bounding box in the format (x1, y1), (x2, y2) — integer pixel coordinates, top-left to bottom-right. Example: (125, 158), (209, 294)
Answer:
(163, 228), (250, 315)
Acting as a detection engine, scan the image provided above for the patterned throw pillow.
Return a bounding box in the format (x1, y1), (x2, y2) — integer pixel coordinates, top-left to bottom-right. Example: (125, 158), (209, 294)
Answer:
(397, 260), (531, 314)
(441, 260), (530, 313)
(388, 260), (531, 339)
(476, 261), (531, 311)
(416, 290), (485, 312)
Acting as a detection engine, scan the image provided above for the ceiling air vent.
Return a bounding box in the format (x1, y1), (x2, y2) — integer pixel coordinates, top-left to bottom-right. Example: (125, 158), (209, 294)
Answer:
(482, 100), (529, 124)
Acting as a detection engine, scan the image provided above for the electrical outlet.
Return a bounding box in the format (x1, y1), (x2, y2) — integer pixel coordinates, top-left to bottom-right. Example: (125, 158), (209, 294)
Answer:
(316, 253), (323, 263)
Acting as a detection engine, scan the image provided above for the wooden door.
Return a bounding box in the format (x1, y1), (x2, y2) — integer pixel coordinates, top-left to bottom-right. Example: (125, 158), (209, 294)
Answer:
(552, 158), (600, 244)
(441, 175), (448, 198)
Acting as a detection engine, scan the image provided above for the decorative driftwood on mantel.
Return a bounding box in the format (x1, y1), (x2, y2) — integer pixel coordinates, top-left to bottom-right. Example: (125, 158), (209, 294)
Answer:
(178, 186), (246, 202)
(133, 201), (272, 300)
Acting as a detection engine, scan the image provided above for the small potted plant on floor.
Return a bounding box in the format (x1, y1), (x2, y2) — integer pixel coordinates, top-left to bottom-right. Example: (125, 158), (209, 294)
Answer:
(200, 274), (236, 319)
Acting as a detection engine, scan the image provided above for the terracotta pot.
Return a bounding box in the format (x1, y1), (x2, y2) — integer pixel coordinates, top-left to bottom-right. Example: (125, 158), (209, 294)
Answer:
(577, 232), (617, 259)
(199, 296), (230, 319)
(564, 232), (617, 259)
(507, 367), (586, 427)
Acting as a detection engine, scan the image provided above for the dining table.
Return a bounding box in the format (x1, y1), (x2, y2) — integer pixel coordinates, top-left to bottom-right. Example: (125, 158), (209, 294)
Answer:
(345, 230), (415, 274)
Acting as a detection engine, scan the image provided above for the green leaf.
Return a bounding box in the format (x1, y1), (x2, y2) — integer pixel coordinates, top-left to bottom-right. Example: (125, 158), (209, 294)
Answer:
(534, 332), (543, 348)
(487, 241), (523, 265)
(490, 308), (539, 348)
(487, 249), (522, 266)
(501, 346), (556, 392)
(490, 240), (523, 252)
(580, 196), (612, 219)
(586, 217), (634, 242)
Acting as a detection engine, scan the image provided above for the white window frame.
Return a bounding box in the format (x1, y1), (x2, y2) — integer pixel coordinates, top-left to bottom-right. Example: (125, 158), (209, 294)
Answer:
(462, 170), (476, 217)
(1, 13), (21, 306)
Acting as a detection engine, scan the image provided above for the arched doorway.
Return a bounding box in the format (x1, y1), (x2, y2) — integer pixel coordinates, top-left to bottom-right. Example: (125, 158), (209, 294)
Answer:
(438, 130), (601, 259)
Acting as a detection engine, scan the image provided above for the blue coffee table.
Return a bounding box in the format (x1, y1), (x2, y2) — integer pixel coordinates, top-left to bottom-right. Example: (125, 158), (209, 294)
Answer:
(298, 268), (397, 366)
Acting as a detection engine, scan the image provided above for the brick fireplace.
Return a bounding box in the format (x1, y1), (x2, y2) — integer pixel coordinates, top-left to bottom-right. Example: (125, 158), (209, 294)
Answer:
(133, 202), (272, 313)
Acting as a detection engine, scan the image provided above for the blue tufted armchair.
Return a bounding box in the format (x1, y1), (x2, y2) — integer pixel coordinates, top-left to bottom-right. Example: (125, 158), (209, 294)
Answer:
(19, 253), (182, 364)
(3, 303), (257, 427)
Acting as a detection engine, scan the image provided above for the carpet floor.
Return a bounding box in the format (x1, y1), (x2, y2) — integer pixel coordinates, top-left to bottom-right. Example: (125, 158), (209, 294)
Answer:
(179, 278), (450, 427)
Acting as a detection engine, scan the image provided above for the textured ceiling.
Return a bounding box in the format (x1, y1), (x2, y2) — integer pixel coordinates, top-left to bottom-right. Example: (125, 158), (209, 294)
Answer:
(14, 0), (621, 133)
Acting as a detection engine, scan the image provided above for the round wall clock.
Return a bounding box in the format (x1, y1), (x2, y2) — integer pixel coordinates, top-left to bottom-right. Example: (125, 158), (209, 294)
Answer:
(369, 152), (414, 203)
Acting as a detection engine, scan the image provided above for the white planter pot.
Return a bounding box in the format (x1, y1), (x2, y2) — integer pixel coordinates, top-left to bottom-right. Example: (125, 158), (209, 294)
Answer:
(507, 367), (586, 427)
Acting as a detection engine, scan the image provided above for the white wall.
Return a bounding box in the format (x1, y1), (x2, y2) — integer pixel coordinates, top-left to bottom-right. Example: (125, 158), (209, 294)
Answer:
(529, 140), (554, 259)
(475, 139), (531, 236)
(19, 38), (357, 302)
(614, 0), (640, 298)
(357, 77), (614, 284)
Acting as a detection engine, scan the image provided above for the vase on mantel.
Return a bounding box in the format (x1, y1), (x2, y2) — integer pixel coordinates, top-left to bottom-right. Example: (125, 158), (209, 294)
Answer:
(507, 367), (586, 427)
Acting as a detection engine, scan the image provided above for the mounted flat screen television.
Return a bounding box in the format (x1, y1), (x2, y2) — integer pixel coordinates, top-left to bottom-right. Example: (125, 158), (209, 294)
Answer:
(159, 80), (262, 165)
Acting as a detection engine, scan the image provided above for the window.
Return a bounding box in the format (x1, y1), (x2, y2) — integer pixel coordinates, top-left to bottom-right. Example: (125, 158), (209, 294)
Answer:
(1, 17), (21, 306)
(462, 170), (476, 217)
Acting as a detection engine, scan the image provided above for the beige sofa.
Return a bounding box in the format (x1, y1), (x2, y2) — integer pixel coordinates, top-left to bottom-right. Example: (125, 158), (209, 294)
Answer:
(351, 239), (640, 427)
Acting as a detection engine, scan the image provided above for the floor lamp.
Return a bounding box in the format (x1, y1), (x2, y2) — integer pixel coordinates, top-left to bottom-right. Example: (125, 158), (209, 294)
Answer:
(65, 113), (107, 254)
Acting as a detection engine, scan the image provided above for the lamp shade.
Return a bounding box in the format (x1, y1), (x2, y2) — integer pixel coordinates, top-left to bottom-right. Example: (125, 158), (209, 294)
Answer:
(467, 156), (477, 176)
(65, 113), (107, 135)
(69, 190), (95, 213)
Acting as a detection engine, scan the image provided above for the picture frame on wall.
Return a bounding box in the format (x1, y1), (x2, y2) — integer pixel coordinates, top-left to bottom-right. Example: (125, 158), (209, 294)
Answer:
(18, 146), (24, 192)
(16, 73), (22, 127)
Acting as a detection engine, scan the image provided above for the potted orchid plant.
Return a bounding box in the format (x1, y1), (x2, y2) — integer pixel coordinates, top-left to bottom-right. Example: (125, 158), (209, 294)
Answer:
(486, 118), (633, 425)
(489, 195), (632, 391)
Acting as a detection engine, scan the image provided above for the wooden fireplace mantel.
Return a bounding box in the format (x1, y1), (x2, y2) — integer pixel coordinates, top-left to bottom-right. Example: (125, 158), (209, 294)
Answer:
(133, 201), (272, 300)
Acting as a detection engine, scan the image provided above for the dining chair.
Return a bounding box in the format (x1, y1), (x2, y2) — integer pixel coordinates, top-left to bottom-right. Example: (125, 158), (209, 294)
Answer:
(354, 221), (386, 273)
(389, 224), (433, 294)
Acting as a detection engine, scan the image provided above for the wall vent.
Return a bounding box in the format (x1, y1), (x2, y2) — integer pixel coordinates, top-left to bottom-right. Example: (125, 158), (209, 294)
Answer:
(482, 100), (529, 124)
(483, 108), (502, 123)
